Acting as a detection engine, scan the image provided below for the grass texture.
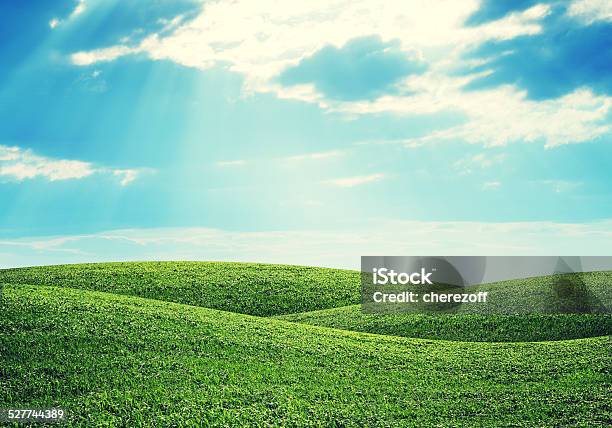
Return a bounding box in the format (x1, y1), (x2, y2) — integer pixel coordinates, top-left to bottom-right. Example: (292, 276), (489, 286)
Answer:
(0, 262), (359, 317)
(277, 304), (611, 342)
(1, 284), (610, 427)
(0, 262), (610, 426)
(2, 262), (609, 342)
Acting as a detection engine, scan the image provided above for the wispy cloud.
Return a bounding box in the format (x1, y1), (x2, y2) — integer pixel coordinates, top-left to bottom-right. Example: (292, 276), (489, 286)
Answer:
(71, 0), (87, 18)
(216, 159), (246, 167)
(454, 153), (505, 175)
(113, 169), (140, 186)
(2, 220), (612, 269)
(215, 151), (344, 169)
(542, 179), (583, 194)
(66, 1), (611, 148)
(325, 173), (385, 188)
(283, 150), (344, 162)
(49, 0), (86, 29)
(340, 85), (611, 148)
(72, 45), (138, 65)
(482, 181), (501, 190)
(0, 145), (144, 186)
(69, 0), (545, 86)
(567, 0), (612, 23)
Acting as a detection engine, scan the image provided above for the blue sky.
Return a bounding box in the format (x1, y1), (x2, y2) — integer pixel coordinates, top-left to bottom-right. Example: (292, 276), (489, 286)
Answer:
(1, 0), (611, 268)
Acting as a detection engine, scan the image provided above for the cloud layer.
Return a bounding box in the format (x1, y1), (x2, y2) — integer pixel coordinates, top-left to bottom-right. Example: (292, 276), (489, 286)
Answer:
(3, 220), (612, 269)
(67, 0), (612, 148)
(0, 145), (141, 186)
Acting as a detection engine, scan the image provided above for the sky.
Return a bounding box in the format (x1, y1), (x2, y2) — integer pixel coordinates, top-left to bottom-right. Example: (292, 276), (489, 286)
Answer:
(1, 0), (611, 269)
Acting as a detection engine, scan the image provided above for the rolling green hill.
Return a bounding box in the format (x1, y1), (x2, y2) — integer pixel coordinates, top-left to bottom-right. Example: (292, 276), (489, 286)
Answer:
(277, 305), (612, 342)
(1, 284), (610, 427)
(0, 262), (359, 316)
(1, 262), (610, 426)
(2, 262), (610, 342)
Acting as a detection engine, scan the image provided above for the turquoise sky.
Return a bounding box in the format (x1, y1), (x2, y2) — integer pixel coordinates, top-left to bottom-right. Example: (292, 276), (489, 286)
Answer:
(1, 0), (611, 268)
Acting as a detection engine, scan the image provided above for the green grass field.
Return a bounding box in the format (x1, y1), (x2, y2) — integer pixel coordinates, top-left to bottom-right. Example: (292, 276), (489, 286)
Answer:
(0, 262), (359, 316)
(1, 262), (610, 426)
(276, 305), (612, 342)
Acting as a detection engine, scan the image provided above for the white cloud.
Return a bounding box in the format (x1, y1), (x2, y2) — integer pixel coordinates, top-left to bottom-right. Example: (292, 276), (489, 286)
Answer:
(284, 150), (344, 162)
(70, 0), (86, 18)
(0, 146), (20, 161)
(71, 45), (139, 66)
(356, 85), (612, 147)
(70, 1), (546, 86)
(0, 145), (143, 185)
(567, 0), (612, 23)
(2, 220), (612, 269)
(325, 173), (385, 188)
(49, 0), (86, 30)
(113, 169), (140, 186)
(215, 151), (344, 169)
(482, 181), (501, 190)
(542, 179), (582, 194)
(454, 153), (505, 174)
(216, 160), (246, 167)
(67, 1), (610, 147)
(0, 148), (95, 181)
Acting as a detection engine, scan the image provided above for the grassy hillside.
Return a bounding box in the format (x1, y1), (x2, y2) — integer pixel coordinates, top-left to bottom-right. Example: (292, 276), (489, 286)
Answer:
(277, 305), (612, 342)
(0, 262), (360, 317)
(279, 270), (611, 342)
(2, 263), (610, 342)
(1, 284), (610, 427)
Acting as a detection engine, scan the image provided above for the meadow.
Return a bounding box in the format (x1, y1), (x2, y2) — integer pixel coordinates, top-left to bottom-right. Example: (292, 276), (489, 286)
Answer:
(1, 262), (610, 426)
